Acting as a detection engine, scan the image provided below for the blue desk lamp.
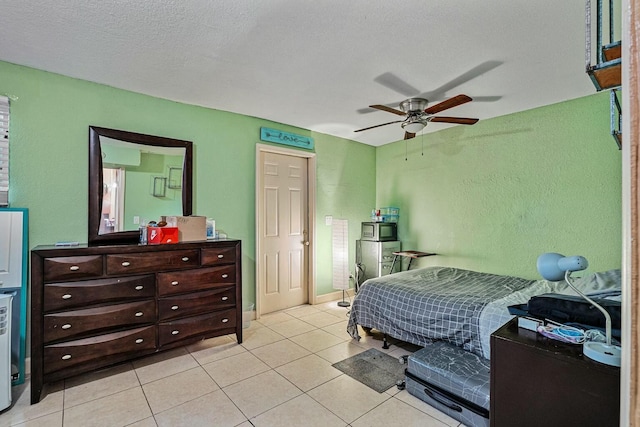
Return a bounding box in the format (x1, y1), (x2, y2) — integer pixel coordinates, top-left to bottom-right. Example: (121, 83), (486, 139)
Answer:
(536, 253), (621, 367)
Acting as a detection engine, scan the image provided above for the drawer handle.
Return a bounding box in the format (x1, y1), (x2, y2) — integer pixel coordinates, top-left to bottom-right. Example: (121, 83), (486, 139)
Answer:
(61, 354), (72, 360)
(222, 274), (229, 279)
(222, 318), (229, 323)
(62, 294), (72, 300)
(181, 257), (189, 262)
(217, 254), (224, 259)
(171, 305), (179, 310)
(135, 312), (144, 317)
(171, 330), (180, 335)
(61, 324), (72, 330)
(69, 266), (80, 271)
(135, 338), (144, 344)
(121, 261), (131, 267)
(135, 285), (144, 291)
(221, 296), (229, 301)
(171, 281), (179, 286)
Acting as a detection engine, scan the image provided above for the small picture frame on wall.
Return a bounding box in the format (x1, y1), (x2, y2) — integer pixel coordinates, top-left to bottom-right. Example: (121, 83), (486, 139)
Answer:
(168, 167), (182, 189)
(152, 177), (167, 197)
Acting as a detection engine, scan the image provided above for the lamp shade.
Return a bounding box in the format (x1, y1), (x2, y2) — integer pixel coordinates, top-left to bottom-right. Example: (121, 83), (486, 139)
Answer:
(402, 121), (426, 134)
(536, 253), (588, 281)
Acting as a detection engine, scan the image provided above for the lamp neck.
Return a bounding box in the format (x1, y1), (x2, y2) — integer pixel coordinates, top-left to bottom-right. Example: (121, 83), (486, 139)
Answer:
(565, 271), (612, 346)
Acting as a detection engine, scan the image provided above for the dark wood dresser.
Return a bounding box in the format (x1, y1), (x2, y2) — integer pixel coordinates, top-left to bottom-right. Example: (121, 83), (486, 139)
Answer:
(30, 239), (241, 404)
(490, 319), (620, 427)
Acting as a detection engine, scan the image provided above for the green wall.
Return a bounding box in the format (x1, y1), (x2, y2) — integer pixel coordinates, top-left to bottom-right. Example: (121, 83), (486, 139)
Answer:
(0, 60), (377, 307)
(1, 58), (622, 301)
(122, 153), (184, 230)
(376, 93), (621, 278)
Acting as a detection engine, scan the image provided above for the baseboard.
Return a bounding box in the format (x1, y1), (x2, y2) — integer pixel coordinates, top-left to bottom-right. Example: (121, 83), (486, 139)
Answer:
(315, 288), (355, 304)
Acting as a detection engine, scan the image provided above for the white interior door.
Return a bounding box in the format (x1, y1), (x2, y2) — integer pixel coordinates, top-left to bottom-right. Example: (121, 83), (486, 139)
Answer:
(258, 150), (309, 314)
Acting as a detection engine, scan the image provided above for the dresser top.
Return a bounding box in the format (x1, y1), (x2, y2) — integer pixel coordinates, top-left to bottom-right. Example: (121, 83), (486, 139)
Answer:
(32, 239), (240, 256)
(492, 318), (620, 375)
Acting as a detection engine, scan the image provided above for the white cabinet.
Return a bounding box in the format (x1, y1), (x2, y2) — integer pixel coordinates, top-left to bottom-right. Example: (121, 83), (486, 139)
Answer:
(0, 208), (27, 386)
(0, 210), (24, 289)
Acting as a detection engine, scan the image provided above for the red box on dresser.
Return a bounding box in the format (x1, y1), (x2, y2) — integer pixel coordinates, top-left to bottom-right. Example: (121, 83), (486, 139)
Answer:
(147, 226), (179, 244)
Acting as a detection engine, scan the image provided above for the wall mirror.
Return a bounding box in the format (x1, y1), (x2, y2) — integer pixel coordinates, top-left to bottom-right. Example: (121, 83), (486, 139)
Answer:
(88, 126), (193, 245)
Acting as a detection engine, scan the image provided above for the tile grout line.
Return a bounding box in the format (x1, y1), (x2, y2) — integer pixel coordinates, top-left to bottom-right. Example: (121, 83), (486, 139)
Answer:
(9, 302), (457, 427)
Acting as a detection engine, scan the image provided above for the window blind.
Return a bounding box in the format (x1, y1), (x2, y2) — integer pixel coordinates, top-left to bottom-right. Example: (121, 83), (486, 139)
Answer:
(0, 96), (8, 206)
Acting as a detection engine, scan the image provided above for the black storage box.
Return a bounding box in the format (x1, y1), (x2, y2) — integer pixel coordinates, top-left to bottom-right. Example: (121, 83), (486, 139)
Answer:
(405, 341), (490, 427)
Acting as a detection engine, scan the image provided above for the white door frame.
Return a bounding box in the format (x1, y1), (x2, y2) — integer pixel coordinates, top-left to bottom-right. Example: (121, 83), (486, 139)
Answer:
(255, 143), (317, 319)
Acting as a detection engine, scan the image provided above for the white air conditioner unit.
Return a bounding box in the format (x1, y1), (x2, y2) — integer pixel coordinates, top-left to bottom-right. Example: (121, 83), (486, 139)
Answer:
(0, 294), (12, 411)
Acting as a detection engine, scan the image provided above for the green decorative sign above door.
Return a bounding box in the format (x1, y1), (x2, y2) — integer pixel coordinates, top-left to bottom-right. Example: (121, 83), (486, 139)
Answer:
(260, 127), (314, 150)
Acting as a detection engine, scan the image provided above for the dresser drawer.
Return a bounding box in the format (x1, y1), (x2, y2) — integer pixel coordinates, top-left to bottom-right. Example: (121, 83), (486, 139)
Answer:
(43, 256), (103, 282)
(44, 299), (156, 343)
(201, 247), (236, 266)
(106, 249), (200, 275)
(43, 326), (156, 375)
(157, 265), (235, 296)
(158, 309), (236, 346)
(158, 287), (235, 321)
(44, 275), (155, 312)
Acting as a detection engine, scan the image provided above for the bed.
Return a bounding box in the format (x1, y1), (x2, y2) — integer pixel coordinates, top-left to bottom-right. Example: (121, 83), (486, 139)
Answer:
(347, 266), (621, 359)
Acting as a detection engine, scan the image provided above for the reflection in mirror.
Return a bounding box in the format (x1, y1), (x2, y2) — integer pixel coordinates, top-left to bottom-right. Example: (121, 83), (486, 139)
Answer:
(100, 167), (122, 234)
(99, 138), (185, 234)
(89, 126), (193, 245)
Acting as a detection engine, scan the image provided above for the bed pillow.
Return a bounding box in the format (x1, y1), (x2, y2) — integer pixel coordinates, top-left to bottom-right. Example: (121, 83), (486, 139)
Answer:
(551, 268), (621, 295)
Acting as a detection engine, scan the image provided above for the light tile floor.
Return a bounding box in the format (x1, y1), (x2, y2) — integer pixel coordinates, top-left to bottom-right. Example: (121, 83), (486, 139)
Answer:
(0, 300), (463, 427)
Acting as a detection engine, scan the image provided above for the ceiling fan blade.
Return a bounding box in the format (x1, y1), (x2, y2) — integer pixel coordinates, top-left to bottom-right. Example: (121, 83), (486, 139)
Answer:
(357, 106), (383, 114)
(354, 120), (403, 132)
(358, 102), (406, 114)
(404, 132), (416, 140)
(430, 116), (479, 125)
(373, 72), (420, 97)
(370, 104), (406, 116)
(424, 94), (472, 115)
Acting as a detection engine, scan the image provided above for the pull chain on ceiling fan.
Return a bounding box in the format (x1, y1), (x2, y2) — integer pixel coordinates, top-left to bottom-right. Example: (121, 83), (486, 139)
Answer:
(355, 94), (479, 140)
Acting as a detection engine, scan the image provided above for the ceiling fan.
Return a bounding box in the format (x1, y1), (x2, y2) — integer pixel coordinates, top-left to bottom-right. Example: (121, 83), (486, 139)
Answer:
(354, 94), (479, 140)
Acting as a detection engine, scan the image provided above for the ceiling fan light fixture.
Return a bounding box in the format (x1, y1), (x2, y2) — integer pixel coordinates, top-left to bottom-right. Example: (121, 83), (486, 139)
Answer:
(359, 94), (478, 139)
(402, 120), (426, 134)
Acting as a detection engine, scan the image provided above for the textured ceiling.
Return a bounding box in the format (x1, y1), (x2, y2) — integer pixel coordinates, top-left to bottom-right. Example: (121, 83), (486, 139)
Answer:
(0, 1), (595, 146)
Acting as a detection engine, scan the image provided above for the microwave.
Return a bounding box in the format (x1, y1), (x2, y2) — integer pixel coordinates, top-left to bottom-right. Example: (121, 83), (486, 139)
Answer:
(361, 222), (397, 241)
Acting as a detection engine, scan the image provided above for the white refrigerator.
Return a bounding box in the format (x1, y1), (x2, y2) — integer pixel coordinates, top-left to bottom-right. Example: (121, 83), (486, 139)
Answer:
(355, 240), (401, 285)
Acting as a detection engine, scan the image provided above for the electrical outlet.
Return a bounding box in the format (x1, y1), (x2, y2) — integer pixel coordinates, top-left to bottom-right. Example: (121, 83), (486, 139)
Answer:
(133, 216), (140, 225)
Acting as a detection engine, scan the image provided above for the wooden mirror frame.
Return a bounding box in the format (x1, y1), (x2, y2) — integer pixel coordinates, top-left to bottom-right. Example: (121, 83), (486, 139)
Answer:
(88, 126), (193, 245)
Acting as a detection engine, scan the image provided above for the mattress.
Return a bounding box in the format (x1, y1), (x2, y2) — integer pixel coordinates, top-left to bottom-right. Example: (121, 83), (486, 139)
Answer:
(347, 266), (536, 358)
(347, 266), (622, 359)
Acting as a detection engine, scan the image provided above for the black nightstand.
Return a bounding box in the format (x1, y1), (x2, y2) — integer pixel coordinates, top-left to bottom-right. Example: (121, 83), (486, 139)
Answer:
(490, 319), (620, 427)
